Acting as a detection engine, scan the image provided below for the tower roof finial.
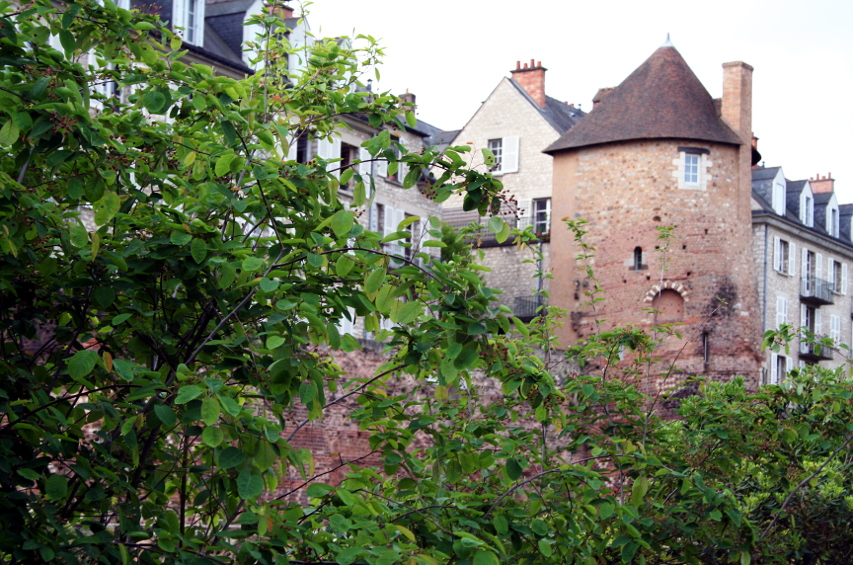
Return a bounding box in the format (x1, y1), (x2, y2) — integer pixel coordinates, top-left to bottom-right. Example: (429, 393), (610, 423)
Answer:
(662, 33), (674, 47)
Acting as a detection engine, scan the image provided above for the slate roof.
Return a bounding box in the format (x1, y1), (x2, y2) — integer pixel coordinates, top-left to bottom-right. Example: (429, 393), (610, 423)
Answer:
(507, 80), (585, 134)
(840, 204), (853, 241)
(752, 166), (781, 182)
(544, 45), (742, 153)
(786, 179), (807, 218)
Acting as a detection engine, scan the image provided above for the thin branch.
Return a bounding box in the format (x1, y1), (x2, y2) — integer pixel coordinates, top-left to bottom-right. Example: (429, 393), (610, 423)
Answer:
(761, 431), (853, 539)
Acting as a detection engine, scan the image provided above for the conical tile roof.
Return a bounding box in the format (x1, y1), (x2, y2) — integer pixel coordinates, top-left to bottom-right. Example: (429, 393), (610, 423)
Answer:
(545, 45), (742, 153)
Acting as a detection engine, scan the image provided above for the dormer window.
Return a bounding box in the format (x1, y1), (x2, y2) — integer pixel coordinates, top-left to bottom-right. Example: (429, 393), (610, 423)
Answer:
(830, 207), (839, 237)
(772, 182), (786, 216)
(801, 194), (814, 227)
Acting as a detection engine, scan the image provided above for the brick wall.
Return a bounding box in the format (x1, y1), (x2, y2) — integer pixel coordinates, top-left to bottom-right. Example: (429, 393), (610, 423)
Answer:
(551, 139), (762, 388)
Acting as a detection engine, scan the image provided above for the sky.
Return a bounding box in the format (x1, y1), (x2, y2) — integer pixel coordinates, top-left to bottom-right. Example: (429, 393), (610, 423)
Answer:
(304, 0), (853, 201)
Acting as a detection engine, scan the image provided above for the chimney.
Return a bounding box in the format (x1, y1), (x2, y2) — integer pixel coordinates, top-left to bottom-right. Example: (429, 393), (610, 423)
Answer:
(510, 59), (547, 109)
(400, 90), (416, 108)
(270, 4), (294, 18)
(592, 87), (614, 109)
(721, 61), (754, 142)
(811, 173), (835, 194)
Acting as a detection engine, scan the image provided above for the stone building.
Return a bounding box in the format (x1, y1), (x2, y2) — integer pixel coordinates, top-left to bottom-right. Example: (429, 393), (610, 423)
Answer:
(752, 168), (853, 383)
(442, 60), (585, 318)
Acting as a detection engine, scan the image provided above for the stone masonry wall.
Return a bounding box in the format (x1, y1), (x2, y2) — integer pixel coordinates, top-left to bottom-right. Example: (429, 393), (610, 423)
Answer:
(551, 139), (763, 390)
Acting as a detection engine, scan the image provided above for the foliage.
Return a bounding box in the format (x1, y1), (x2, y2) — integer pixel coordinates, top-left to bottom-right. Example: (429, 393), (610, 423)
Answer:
(2, 2), (853, 565)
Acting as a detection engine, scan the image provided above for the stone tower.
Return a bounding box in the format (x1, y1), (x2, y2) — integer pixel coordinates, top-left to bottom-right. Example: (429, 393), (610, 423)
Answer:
(545, 41), (762, 389)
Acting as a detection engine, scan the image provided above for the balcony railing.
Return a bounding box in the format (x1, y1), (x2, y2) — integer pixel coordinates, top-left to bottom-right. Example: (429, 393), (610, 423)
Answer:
(800, 276), (834, 305)
(799, 341), (834, 361)
(444, 209), (550, 245)
(513, 295), (547, 320)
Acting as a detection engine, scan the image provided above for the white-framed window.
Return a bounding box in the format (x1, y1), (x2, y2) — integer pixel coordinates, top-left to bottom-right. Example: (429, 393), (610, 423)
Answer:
(828, 259), (847, 294)
(673, 147), (710, 190)
(773, 237), (793, 275)
(533, 198), (551, 234)
(378, 203), (407, 267)
(173, 0), (205, 46)
(776, 296), (787, 329)
(772, 182), (786, 216)
(684, 154), (699, 185)
(486, 136), (519, 174)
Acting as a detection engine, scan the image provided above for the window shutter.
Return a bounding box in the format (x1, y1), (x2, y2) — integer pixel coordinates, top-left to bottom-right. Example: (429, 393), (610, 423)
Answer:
(802, 247), (808, 279)
(789, 243), (796, 276)
(375, 154), (388, 179)
(843, 263), (848, 295)
(816, 253), (823, 280)
(816, 309), (822, 335)
(770, 352), (778, 385)
(776, 296), (784, 328)
(773, 236), (781, 271)
(397, 140), (408, 184)
(831, 315), (841, 343)
(358, 147), (371, 175)
(518, 199), (532, 229)
(786, 356), (793, 375)
(172, 0), (187, 34)
(369, 203), (379, 233)
(286, 136), (298, 162)
(801, 303), (807, 329)
(502, 136), (519, 174)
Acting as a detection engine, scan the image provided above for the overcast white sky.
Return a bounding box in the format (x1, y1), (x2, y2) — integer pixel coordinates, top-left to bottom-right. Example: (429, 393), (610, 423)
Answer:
(305, 0), (853, 201)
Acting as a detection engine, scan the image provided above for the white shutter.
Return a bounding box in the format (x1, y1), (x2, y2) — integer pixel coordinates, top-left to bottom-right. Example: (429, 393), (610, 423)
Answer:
(518, 199), (532, 229)
(786, 356), (793, 374)
(773, 236), (781, 271)
(286, 136), (298, 162)
(816, 309), (822, 335)
(502, 136), (519, 174)
(776, 296), (786, 328)
(831, 315), (841, 343)
(383, 204), (395, 237)
(369, 203), (379, 233)
(172, 0), (187, 36)
(801, 304), (807, 330)
(789, 243), (796, 276)
(816, 253), (823, 281)
(802, 247), (808, 279)
(358, 146), (371, 174)
(770, 353), (778, 385)
(843, 263), (848, 295)
(316, 137), (342, 178)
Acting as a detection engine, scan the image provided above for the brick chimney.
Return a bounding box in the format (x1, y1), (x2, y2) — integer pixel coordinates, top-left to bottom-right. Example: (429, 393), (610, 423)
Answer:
(721, 61), (754, 142)
(270, 4), (294, 18)
(810, 173), (835, 194)
(592, 87), (614, 109)
(400, 90), (416, 108)
(510, 59), (547, 109)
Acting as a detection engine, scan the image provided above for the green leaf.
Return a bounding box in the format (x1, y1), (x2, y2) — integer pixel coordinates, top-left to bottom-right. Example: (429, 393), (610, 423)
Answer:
(175, 385), (204, 404)
(365, 267), (386, 298)
(335, 255), (355, 277)
(94, 192), (121, 225)
(45, 474), (68, 501)
(218, 446), (245, 469)
(306, 482), (334, 498)
(201, 397), (220, 425)
(630, 475), (649, 507)
(170, 231), (192, 246)
(59, 29), (76, 55)
(202, 426), (224, 447)
(237, 468), (264, 499)
(68, 350), (98, 380)
(190, 238), (207, 263)
(537, 540), (553, 557)
(242, 256), (264, 272)
(259, 277), (279, 292)
(142, 91), (166, 113)
(266, 335), (286, 350)
(0, 120), (19, 146)
(330, 209), (354, 238)
(506, 458), (523, 481)
(215, 153), (236, 177)
(69, 223), (88, 248)
(154, 404), (177, 427)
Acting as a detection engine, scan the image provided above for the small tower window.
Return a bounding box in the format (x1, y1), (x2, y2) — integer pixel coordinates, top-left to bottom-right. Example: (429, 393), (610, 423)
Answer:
(633, 247), (643, 270)
(684, 154), (699, 184)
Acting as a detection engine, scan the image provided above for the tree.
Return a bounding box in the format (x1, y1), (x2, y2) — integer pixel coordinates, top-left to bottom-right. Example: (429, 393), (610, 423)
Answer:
(3, 2), (853, 565)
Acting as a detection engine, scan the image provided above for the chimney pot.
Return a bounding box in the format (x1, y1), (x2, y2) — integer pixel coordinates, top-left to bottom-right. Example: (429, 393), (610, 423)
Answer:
(516, 60), (520, 70)
(530, 58), (535, 67)
(523, 63), (528, 69)
(537, 60), (542, 67)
